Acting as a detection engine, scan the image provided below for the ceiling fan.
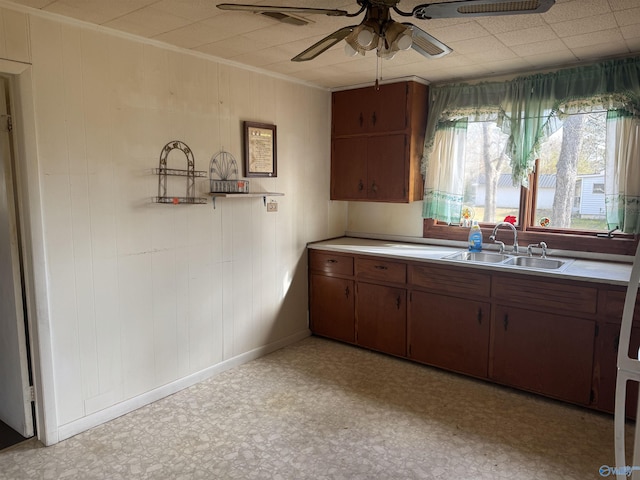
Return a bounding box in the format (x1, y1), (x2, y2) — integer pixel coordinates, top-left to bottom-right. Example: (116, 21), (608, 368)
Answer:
(217, 0), (555, 62)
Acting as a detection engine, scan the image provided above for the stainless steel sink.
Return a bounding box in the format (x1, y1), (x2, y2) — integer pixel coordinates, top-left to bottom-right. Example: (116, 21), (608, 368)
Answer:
(443, 250), (574, 271)
(444, 251), (513, 263)
(502, 256), (571, 270)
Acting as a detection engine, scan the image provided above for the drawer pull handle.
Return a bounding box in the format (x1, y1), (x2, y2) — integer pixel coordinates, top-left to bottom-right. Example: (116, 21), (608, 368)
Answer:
(503, 314), (509, 331)
(396, 296), (401, 309)
(327, 259), (337, 264)
(372, 111), (377, 126)
(359, 112), (364, 127)
(477, 308), (483, 325)
(345, 286), (350, 298)
(374, 265), (388, 270)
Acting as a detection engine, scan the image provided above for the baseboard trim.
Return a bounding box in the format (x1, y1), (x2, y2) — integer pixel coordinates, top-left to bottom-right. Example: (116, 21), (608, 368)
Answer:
(56, 329), (311, 443)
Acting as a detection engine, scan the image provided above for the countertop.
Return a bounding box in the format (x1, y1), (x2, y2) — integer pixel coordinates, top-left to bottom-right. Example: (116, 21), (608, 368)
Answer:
(308, 236), (634, 286)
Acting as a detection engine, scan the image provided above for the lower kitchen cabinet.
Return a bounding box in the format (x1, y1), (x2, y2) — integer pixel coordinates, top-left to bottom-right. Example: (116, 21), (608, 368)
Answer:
(307, 244), (634, 415)
(490, 305), (595, 405)
(409, 290), (490, 378)
(356, 282), (407, 356)
(309, 273), (355, 343)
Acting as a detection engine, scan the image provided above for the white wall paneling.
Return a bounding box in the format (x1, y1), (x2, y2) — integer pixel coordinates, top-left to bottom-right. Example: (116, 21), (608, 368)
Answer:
(0, 4), (345, 444)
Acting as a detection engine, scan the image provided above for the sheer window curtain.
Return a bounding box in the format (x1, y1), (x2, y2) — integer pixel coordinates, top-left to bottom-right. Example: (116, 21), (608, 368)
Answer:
(422, 119), (468, 224)
(422, 56), (640, 224)
(605, 110), (640, 234)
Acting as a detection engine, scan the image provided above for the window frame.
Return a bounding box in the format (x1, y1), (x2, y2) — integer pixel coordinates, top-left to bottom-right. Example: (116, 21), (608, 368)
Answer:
(423, 160), (638, 256)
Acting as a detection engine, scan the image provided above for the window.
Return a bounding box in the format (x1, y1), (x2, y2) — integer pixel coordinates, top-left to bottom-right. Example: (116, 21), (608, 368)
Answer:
(422, 56), (640, 254)
(462, 112), (609, 232)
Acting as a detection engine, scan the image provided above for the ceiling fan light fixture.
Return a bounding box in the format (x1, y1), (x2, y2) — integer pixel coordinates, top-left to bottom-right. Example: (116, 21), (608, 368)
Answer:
(344, 42), (359, 57)
(356, 27), (376, 49)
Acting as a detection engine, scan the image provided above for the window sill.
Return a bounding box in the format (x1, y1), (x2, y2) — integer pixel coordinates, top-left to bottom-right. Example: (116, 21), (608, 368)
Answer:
(423, 219), (638, 257)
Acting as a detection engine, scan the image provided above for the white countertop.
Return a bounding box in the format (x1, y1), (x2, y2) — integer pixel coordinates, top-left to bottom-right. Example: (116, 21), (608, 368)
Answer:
(308, 236), (634, 286)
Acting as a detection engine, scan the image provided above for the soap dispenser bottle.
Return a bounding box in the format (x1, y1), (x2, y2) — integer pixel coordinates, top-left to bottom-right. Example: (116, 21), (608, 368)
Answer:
(468, 220), (483, 252)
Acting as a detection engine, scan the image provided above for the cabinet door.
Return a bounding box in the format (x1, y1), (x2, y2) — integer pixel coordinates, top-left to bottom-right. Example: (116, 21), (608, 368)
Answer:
(369, 82), (408, 133)
(409, 291), (490, 378)
(310, 274), (355, 343)
(332, 88), (370, 135)
(491, 305), (595, 405)
(331, 137), (367, 200)
(332, 82), (408, 135)
(367, 134), (408, 201)
(356, 282), (406, 356)
(594, 322), (640, 417)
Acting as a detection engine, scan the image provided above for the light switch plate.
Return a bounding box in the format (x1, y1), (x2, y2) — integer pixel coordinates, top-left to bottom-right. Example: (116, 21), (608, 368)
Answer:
(267, 201), (278, 212)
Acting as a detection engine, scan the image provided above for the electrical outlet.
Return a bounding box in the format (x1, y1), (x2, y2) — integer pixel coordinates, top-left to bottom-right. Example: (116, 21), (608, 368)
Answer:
(267, 201), (278, 212)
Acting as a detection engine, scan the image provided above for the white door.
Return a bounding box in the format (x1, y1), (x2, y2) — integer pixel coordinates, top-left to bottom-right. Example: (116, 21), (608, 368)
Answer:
(0, 76), (33, 437)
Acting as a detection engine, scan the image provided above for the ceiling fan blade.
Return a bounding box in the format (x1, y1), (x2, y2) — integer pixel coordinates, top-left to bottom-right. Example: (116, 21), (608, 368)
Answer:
(217, 4), (349, 17)
(403, 23), (452, 59)
(413, 0), (555, 20)
(292, 26), (355, 62)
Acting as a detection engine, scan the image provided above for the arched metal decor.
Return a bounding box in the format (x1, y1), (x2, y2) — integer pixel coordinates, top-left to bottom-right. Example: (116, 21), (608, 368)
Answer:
(153, 140), (207, 205)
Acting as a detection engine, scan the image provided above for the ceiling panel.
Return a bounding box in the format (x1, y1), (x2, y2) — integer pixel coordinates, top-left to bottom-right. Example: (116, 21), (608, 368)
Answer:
(4, 0), (640, 88)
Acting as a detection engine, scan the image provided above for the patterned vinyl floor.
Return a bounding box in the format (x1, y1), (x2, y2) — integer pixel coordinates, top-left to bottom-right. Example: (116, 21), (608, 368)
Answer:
(0, 336), (633, 479)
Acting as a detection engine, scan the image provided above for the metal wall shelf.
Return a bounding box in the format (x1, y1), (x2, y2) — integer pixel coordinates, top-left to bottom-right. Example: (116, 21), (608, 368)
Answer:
(208, 192), (284, 208)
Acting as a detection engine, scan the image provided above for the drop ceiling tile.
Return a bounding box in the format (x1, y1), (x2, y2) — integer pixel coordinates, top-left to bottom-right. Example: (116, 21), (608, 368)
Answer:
(542, 0), (613, 24)
(194, 36), (262, 59)
(150, 0), (224, 22)
(43, 0), (159, 25)
(563, 28), (624, 49)
(608, 0), (639, 11)
(572, 41), (632, 61)
(446, 35), (510, 55)
(621, 24), (640, 40)
(152, 22), (222, 48)
(510, 38), (569, 57)
(551, 13), (618, 38)
(522, 50), (580, 69)
(425, 21), (491, 43)
(8, 0), (52, 7)
(495, 25), (558, 47)
(104, 7), (192, 38)
(474, 14), (546, 34)
(614, 7), (640, 27)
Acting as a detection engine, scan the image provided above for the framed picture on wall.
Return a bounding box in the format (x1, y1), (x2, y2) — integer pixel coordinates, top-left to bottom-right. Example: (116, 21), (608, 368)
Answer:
(243, 121), (277, 177)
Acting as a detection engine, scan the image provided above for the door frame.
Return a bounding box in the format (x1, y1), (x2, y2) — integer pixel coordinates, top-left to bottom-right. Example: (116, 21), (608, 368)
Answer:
(2, 59), (58, 446)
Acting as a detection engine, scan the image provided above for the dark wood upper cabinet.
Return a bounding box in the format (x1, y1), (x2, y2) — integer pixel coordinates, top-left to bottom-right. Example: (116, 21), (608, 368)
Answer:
(331, 81), (428, 203)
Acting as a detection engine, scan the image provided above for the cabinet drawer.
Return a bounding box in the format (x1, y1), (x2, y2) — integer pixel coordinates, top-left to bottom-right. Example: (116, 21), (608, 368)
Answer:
(410, 264), (490, 298)
(493, 275), (597, 315)
(309, 251), (354, 276)
(599, 288), (640, 324)
(356, 258), (406, 284)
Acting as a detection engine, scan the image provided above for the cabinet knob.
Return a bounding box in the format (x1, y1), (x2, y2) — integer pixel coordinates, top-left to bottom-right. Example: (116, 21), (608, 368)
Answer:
(372, 111), (377, 126)
(477, 308), (483, 325)
(359, 112), (364, 127)
(358, 180), (364, 191)
(371, 182), (378, 193)
(503, 314), (509, 331)
(396, 296), (401, 309)
(345, 286), (350, 298)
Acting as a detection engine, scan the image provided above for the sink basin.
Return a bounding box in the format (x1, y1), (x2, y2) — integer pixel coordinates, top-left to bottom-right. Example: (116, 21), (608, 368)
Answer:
(444, 251), (512, 263)
(443, 250), (575, 272)
(502, 256), (569, 270)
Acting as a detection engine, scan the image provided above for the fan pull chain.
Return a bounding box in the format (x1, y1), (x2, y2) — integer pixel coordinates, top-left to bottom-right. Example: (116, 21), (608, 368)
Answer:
(375, 54), (381, 91)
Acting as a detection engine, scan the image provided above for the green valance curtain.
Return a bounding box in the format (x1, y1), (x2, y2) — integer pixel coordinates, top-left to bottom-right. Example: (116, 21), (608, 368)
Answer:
(424, 56), (640, 185)
(422, 56), (640, 232)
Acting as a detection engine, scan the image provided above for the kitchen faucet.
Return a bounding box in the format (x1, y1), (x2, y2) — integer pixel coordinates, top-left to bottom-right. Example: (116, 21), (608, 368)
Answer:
(490, 222), (519, 254)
